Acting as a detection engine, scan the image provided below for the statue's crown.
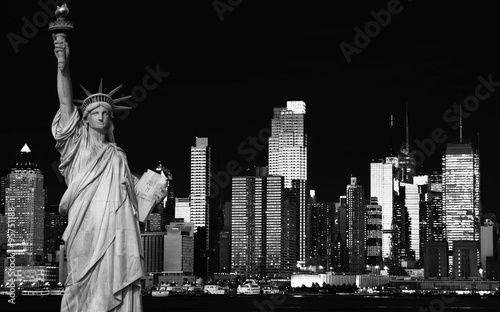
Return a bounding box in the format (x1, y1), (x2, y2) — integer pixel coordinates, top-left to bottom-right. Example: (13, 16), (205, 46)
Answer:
(74, 79), (131, 117)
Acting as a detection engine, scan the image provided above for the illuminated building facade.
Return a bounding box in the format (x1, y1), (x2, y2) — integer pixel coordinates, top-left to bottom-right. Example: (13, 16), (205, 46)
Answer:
(268, 100), (308, 265)
(269, 176), (297, 277)
(190, 137), (211, 230)
(452, 240), (479, 279)
(366, 197), (382, 267)
(346, 177), (365, 274)
(370, 160), (394, 262)
(44, 204), (67, 264)
(480, 213), (497, 269)
(174, 197), (190, 223)
(309, 200), (335, 272)
(231, 175), (265, 278)
(442, 142), (480, 260)
(268, 101), (307, 188)
(429, 173), (445, 241)
(333, 196), (348, 272)
(400, 181), (419, 260)
(190, 137), (211, 277)
(231, 174), (296, 278)
(5, 144), (45, 266)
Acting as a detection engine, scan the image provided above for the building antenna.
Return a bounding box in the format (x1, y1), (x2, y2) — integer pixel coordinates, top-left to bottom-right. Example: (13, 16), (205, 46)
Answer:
(405, 102), (410, 153)
(477, 132), (480, 152)
(459, 98), (463, 143)
(389, 114), (394, 155)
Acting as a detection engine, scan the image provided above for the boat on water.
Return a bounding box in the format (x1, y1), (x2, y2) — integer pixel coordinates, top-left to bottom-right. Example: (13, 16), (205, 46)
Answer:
(261, 286), (281, 294)
(184, 285), (203, 295)
(236, 279), (261, 295)
(165, 284), (185, 295)
(203, 284), (229, 295)
(48, 288), (65, 296)
(151, 285), (170, 297)
(21, 289), (50, 296)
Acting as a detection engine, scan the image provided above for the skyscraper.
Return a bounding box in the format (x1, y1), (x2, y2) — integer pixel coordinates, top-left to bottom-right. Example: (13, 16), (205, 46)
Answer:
(190, 137), (211, 277)
(190, 137), (211, 231)
(175, 197), (191, 223)
(231, 175), (265, 278)
(399, 181), (419, 260)
(231, 172), (296, 278)
(442, 142), (481, 259)
(5, 144), (46, 266)
(268, 100), (308, 265)
(370, 160), (394, 261)
(44, 204), (67, 264)
(309, 200), (335, 272)
(429, 173), (445, 242)
(366, 197), (382, 267)
(268, 101), (307, 188)
(346, 177), (365, 274)
(333, 196), (348, 272)
(415, 173), (444, 262)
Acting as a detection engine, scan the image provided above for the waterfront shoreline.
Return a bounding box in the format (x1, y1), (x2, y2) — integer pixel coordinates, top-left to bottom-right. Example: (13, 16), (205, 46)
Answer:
(3, 293), (500, 312)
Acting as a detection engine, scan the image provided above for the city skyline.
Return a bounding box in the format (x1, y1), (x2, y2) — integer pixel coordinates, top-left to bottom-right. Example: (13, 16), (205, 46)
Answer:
(2, 1), (499, 218)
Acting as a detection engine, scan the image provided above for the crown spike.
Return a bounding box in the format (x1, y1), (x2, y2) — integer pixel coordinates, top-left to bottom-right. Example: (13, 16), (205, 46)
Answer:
(75, 79), (132, 115)
(107, 85), (123, 98)
(80, 84), (92, 97)
(113, 95), (132, 104)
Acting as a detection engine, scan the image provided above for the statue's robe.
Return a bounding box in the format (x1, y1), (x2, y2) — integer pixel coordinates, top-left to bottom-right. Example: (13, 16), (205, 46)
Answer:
(52, 108), (144, 312)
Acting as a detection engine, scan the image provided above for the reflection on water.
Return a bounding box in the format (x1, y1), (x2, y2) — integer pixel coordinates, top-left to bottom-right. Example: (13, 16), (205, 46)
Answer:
(2, 294), (499, 312)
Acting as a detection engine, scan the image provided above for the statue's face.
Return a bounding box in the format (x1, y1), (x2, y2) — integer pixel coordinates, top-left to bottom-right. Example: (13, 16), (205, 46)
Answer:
(86, 106), (110, 132)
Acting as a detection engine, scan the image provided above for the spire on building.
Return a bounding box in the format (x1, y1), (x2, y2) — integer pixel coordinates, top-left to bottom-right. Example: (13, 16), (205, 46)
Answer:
(459, 102), (463, 143)
(20, 143), (31, 153)
(389, 114), (394, 156)
(14, 143), (38, 170)
(400, 103), (411, 155)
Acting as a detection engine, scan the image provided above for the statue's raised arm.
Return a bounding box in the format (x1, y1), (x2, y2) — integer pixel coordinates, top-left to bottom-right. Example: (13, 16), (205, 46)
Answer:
(50, 4), (75, 128)
(54, 37), (74, 128)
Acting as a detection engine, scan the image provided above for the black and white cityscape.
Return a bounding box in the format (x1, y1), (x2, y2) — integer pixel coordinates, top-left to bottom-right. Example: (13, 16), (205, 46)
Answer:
(2, 1), (500, 310)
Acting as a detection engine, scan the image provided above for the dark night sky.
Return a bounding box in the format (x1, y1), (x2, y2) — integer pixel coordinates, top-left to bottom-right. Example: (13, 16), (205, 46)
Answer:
(2, 1), (499, 217)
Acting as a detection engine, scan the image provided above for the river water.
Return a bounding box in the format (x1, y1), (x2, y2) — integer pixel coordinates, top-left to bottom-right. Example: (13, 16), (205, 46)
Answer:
(2, 293), (499, 312)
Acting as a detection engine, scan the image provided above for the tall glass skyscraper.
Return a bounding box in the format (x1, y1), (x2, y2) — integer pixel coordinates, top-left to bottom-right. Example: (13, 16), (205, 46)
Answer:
(268, 100), (308, 265)
(190, 137), (211, 231)
(400, 181), (420, 260)
(366, 197), (382, 267)
(5, 144), (46, 266)
(442, 142), (481, 254)
(370, 160), (394, 261)
(346, 177), (365, 274)
(268, 101), (307, 188)
(230, 173), (295, 278)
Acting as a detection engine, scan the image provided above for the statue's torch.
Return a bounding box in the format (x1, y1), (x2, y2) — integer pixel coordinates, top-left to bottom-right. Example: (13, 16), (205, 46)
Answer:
(48, 4), (74, 71)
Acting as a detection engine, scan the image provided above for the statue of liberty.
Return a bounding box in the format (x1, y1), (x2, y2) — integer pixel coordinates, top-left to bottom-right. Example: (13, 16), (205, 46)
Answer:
(50, 5), (166, 311)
